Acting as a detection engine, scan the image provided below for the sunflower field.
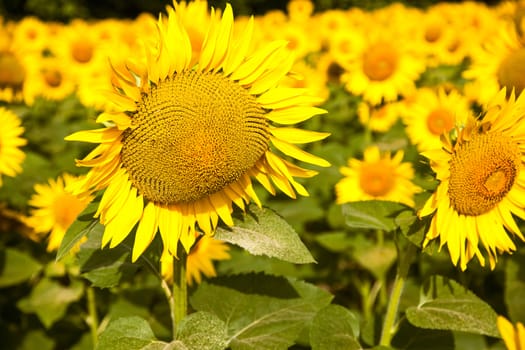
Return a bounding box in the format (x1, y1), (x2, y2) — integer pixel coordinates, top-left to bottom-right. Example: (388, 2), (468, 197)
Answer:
(2, 0), (525, 349)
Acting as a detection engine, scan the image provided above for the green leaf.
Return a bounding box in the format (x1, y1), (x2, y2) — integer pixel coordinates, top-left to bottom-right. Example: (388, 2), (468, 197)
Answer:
(17, 277), (84, 328)
(353, 242), (397, 279)
(77, 225), (138, 288)
(190, 273), (333, 350)
(309, 305), (361, 350)
(342, 200), (410, 232)
(176, 311), (228, 350)
(215, 205), (315, 264)
(96, 316), (164, 350)
(405, 275), (500, 337)
(0, 248), (42, 287)
(56, 201), (101, 261)
(504, 249), (525, 324)
(314, 232), (355, 253)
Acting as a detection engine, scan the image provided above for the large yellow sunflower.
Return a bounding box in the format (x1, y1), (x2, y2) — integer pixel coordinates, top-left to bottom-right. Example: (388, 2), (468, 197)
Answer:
(335, 145), (422, 207)
(25, 174), (93, 252)
(419, 88), (525, 270)
(498, 316), (525, 350)
(66, 2), (330, 262)
(0, 107), (26, 186)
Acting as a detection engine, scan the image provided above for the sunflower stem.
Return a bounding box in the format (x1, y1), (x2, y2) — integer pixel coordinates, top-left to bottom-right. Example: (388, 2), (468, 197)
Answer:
(86, 285), (99, 347)
(379, 242), (416, 347)
(172, 248), (188, 339)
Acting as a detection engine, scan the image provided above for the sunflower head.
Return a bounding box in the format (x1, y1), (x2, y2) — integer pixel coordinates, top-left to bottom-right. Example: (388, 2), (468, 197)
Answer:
(66, 2), (330, 261)
(419, 88), (525, 270)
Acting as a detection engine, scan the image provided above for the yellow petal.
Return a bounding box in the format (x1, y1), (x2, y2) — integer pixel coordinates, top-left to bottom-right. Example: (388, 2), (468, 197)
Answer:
(270, 127), (330, 144)
(266, 106), (327, 125)
(271, 136), (331, 167)
(132, 201), (159, 262)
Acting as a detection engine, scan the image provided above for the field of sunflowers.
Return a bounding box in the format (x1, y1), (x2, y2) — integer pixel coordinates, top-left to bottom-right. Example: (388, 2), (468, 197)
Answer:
(2, 0), (525, 349)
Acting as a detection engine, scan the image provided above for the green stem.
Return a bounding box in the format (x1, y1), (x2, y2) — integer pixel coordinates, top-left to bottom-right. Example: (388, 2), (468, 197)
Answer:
(172, 248), (188, 339)
(379, 243), (416, 347)
(86, 285), (99, 347)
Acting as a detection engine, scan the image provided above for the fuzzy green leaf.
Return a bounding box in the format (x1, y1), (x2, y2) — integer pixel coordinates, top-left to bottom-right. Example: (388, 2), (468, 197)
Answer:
(190, 273), (333, 350)
(215, 205), (315, 264)
(0, 248), (42, 287)
(17, 277), (84, 328)
(309, 305), (361, 350)
(405, 275), (499, 337)
(342, 200), (410, 232)
(176, 311), (228, 350)
(56, 201), (100, 261)
(96, 316), (164, 350)
(77, 225), (138, 288)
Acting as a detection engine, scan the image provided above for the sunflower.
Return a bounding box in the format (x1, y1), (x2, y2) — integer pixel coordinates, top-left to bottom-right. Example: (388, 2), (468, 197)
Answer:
(402, 87), (472, 152)
(161, 235), (230, 286)
(341, 32), (425, 105)
(463, 21), (524, 105)
(23, 56), (76, 105)
(66, 2), (330, 262)
(0, 107), (26, 187)
(419, 88), (525, 270)
(335, 145), (422, 207)
(25, 174), (93, 252)
(497, 316), (525, 350)
(357, 101), (402, 133)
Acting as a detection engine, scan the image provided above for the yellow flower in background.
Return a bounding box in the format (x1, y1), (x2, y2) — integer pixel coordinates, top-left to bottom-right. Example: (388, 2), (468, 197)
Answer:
(161, 235), (231, 286)
(335, 146), (422, 207)
(23, 56), (76, 105)
(341, 33), (425, 105)
(25, 174), (93, 252)
(0, 107), (26, 187)
(357, 101), (401, 133)
(463, 21), (524, 104)
(419, 88), (525, 271)
(402, 87), (472, 152)
(66, 2), (330, 262)
(497, 316), (525, 350)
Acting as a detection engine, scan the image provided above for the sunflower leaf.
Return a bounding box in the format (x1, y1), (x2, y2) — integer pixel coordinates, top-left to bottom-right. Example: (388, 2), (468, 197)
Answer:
(309, 304), (361, 350)
(175, 311), (228, 350)
(405, 275), (500, 337)
(215, 205), (315, 264)
(95, 316), (163, 350)
(77, 226), (138, 289)
(0, 248), (42, 287)
(16, 277), (84, 329)
(56, 201), (100, 261)
(342, 200), (411, 232)
(190, 273), (333, 350)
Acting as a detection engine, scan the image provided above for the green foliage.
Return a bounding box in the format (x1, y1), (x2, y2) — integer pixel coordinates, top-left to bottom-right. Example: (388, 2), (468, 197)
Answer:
(405, 275), (500, 337)
(0, 247), (42, 287)
(309, 305), (361, 350)
(215, 205), (316, 264)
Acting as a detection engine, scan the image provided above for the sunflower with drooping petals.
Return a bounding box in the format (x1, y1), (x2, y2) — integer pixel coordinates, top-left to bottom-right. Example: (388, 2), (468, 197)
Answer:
(66, 2), (330, 262)
(25, 174), (93, 252)
(335, 145), (422, 207)
(0, 107), (26, 187)
(419, 88), (525, 271)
